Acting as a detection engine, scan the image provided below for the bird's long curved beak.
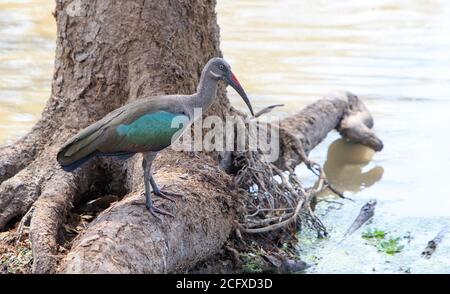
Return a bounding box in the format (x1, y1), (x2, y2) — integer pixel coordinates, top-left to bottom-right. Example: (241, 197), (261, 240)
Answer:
(228, 72), (255, 116)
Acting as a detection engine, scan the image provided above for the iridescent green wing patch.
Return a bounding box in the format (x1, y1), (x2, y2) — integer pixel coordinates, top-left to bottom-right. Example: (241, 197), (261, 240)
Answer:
(116, 111), (189, 148)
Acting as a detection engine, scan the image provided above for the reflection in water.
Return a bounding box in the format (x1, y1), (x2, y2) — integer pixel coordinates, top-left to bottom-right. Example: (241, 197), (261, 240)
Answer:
(323, 139), (383, 193)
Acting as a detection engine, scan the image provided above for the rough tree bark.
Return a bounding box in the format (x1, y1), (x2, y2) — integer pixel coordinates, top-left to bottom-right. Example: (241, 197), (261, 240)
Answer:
(0, 0), (382, 273)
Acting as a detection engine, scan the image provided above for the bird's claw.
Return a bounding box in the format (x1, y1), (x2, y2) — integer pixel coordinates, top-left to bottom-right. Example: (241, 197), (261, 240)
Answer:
(131, 200), (174, 219)
(148, 205), (174, 219)
(153, 189), (185, 201)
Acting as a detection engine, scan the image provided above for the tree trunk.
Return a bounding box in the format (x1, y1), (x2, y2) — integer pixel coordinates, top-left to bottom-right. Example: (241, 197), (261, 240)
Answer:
(0, 0), (382, 273)
(1, 0), (227, 273)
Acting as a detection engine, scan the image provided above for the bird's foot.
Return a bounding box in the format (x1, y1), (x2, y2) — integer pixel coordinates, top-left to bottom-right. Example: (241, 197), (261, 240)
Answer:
(153, 187), (185, 202)
(131, 199), (174, 219)
(148, 204), (174, 220)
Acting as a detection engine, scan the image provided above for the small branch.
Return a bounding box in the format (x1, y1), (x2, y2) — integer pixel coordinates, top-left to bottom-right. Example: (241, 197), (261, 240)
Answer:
(245, 212), (294, 228)
(15, 206), (35, 245)
(253, 104), (285, 118)
(421, 225), (449, 259)
(246, 207), (294, 218)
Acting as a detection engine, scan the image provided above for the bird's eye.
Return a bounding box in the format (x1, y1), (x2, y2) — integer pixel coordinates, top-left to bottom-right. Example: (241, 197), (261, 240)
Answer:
(219, 64), (225, 70)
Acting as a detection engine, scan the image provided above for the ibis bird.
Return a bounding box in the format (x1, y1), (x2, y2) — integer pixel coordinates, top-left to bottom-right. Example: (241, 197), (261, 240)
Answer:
(57, 57), (254, 218)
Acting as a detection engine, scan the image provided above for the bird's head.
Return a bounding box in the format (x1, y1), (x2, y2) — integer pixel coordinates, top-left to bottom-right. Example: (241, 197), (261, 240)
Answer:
(206, 57), (254, 116)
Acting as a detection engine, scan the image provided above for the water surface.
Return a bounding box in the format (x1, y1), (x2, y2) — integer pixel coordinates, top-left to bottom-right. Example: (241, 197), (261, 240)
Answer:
(0, 0), (55, 143)
(219, 0), (450, 274)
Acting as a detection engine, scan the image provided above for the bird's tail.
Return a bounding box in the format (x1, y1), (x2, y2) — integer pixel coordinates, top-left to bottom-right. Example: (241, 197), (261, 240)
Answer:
(57, 151), (99, 172)
(56, 123), (106, 172)
(57, 106), (130, 172)
(57, 131), (135, 172)
(58, 150), (135, 172)
(57, 137), (100, 172)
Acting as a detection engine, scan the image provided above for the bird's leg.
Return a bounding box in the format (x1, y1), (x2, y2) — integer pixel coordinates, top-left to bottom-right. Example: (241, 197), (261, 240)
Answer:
(143, 152), (185, 201)
(142, 152), (173, 218)
(149, 174), (185, 200)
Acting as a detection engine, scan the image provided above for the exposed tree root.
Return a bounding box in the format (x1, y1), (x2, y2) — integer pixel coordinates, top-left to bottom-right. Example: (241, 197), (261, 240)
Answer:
(2, 0), (231, 273)
(236, 150), (327, 236)
(0, 139), (102, 273)
(0, 160), (45, 228)
(15, 206), (34, 246)
(30, 167), (92, 273)
(0, 134), (41, 184)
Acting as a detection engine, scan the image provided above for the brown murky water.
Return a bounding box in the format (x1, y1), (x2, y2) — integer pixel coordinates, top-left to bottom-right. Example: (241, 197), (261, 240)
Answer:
(218, 0), (450, 273)
(1, 0), (449, 273)
(0, 0), (55, 143)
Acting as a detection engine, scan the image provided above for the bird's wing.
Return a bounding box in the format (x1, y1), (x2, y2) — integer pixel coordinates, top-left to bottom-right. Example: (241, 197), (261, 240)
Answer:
(57, 106), (128, 167)
(108, 110), (189, 153)
(57, 96), (187, 169)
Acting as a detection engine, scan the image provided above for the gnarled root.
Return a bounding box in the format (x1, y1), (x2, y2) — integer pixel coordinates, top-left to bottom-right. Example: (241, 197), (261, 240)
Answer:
(0, 159), (46, 228)
(0, 138), (100, 273)
(0, 126), (48, 184)
(234, 150), (328, 237)
(29, 167), (93, 273)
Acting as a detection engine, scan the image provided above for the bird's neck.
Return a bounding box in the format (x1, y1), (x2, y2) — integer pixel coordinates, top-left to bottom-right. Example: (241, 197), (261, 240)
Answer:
(189, 72), (219, 113)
